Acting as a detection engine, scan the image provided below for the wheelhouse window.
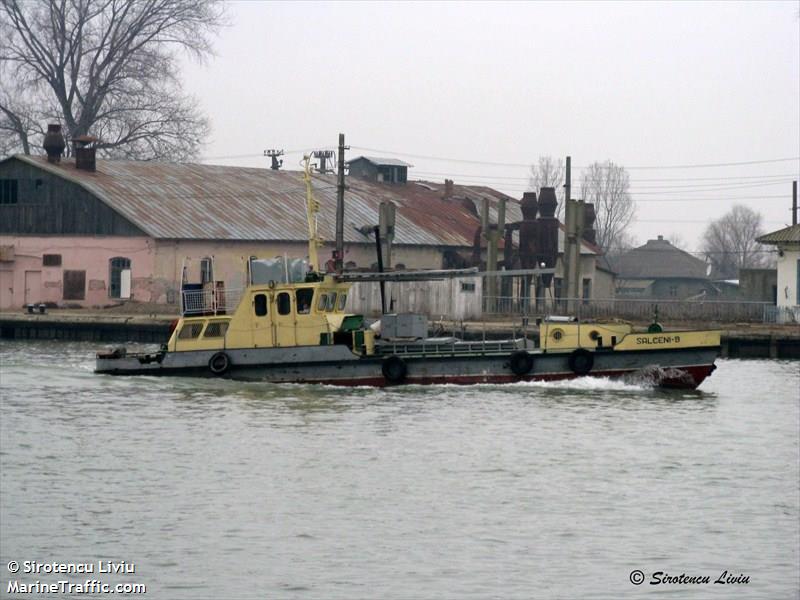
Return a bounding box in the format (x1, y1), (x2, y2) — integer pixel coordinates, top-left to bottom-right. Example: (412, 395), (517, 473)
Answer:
(317, 293), (328, 312)
(109, 257), (131, 299)
(325, 292), (337, 311)
(254, 293), (268, 316)
(296, 288), (313, 314)
(178, 323), (203, 339)
(337, 293), (347, 311)
(277, 292), (291, 315)
(203, 321), (229, 338)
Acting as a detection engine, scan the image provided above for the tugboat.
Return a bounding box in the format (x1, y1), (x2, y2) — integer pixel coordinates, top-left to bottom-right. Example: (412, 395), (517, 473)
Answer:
(95, 154), (721, 389)
(95, 283), (720, 389)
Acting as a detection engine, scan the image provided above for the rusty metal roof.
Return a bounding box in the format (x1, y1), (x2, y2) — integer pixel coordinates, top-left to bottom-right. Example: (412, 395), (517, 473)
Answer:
(757, 224), (800, 245)
(11, 155), (518, 247)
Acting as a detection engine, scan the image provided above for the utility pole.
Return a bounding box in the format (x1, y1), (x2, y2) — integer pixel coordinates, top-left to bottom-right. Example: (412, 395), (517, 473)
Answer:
(562, 156), (584, 311)
(378, 201), (396, 269)
(571, 200), (585, 307)
(335, 133), (348, 274)
(793, 180), (797, 226)
(563, 156), (572, 306)
(481, 197), (506, 313)
(264, 149), (284, 170)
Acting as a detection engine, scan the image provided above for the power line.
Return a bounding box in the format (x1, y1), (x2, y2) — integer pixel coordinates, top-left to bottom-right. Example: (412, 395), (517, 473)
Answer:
(628, 183), (791, 195)
(623, 158), (800, 170)
(612, 247), (779, 256)
(637, 218), (787, 225)
(412, 171), (797, 193)
(632, 195), (788, 203)
(200, 147), (333, 161)
(628, 181), (792, 192)
(200, 145), (800, 180)
(413, 169), (798, 183)
(410, 177), (791, 201)
(351, 145), (799, 170)
(629, 173), (798, 182)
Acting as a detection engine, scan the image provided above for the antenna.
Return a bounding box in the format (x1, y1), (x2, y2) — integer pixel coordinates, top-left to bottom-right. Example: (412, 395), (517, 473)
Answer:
(264, 149), (284, 170)
(312, 150), (335, 174)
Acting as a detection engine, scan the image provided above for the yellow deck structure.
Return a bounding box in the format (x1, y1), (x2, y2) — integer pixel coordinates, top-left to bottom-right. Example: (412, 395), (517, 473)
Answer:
(167, 276), (377, 355)
(540, 320), (721, 353)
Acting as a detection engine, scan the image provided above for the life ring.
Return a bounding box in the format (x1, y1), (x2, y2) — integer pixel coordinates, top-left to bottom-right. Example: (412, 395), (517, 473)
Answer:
(509, 351), (534, 376)
(208, 351), (231, 375)
(381, 355), (407, 384)
(568, 348), (594, 375)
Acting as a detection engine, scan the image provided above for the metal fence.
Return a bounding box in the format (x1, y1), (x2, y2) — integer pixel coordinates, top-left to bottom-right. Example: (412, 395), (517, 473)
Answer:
(181, 287), (244, 316)
(482, 296), (785, 323)
(763, 305), (800, 324)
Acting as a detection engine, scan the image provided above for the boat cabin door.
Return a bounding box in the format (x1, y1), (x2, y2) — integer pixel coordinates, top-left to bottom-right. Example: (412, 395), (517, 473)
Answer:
(251, 291), (275, 348)
(272, 290), (297, 347)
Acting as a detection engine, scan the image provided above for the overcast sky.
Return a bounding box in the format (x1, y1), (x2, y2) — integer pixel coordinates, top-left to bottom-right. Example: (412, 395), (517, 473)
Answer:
(181, 1), (800, 252)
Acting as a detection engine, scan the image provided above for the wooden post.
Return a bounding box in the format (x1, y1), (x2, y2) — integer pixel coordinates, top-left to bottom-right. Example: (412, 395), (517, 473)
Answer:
(335, 133), (347, 273)
(563, 156), (572, 309)
(482, 197), (505, 314)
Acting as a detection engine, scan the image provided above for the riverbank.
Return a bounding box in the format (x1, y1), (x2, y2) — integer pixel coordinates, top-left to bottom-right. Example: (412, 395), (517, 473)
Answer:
(1, 308), (798, 358)
(0, 309), (175, 344)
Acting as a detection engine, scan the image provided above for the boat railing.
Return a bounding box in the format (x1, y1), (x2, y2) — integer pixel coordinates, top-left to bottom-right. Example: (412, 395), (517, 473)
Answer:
(181, 287), (244, 316)
(375, 338), (524, 356)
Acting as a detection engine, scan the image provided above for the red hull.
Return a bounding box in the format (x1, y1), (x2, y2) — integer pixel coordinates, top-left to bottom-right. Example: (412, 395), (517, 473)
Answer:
(312, 364), (717, 390)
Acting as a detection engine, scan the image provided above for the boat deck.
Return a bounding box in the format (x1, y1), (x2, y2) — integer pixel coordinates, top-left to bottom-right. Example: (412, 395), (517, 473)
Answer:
(374, 337), (530, 357)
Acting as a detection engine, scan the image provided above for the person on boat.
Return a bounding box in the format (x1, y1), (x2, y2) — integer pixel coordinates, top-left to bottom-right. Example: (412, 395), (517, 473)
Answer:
(296, 289), (313, 314)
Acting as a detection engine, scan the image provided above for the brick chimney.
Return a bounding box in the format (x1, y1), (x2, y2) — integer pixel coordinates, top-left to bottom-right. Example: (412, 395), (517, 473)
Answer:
(443, 179), (454, 199)
(73, 136), (97, 172)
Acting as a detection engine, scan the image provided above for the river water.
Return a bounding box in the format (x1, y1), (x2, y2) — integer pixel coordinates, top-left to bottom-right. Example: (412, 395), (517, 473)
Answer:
(0, 340), (798, 599)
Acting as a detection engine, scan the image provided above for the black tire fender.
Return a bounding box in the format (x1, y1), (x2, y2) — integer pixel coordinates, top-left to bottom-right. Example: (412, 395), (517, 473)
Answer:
(209, 351), (231, 375)
(381, 355), (407, 384)
(509, 350), (534, 376)
(568, 348), (594, 375)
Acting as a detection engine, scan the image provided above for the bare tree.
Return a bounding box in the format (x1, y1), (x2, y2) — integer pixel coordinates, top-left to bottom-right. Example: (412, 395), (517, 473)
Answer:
(0, 0), (225, 161)
(528, 156), (565, 218)
(702, 204), (771, 279)
(667, 232), (688, 250)
(579, 160), (636, 255)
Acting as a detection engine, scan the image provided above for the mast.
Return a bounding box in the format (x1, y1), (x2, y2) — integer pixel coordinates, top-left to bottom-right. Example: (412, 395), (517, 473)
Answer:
(302, 155), (322, 271)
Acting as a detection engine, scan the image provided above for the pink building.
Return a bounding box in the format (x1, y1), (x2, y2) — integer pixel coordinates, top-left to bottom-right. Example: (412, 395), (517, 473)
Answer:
(0, 153), (521, 311)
